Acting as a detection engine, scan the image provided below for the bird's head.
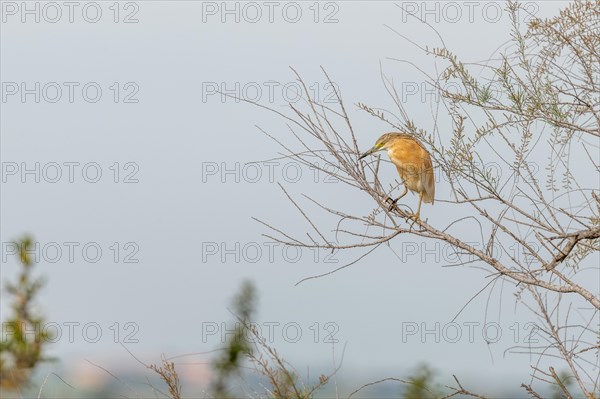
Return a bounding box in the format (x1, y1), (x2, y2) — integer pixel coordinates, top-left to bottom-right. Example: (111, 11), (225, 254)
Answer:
(359, 133), (397, 160)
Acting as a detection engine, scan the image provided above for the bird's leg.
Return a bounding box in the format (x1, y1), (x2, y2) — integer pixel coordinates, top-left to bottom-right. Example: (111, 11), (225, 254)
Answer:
(394, 184), (409, 203)
(386, 184), (408, 211)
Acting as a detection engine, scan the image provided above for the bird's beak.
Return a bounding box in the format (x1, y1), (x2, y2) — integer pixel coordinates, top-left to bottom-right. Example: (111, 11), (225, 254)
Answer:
(359, 147), (377, 160)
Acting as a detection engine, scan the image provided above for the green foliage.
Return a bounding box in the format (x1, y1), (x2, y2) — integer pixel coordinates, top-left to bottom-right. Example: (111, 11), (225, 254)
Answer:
(0, 236), (53, 390)
(550, 370), (574, 399)
(402, 364), (443, 399)
(209, 281), (328, 399)
(210, 280), (256, 398)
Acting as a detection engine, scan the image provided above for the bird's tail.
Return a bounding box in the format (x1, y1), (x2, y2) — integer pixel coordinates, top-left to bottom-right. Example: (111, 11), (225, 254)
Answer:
(423, 190), (434, 204)
(422, 168), (435, 204)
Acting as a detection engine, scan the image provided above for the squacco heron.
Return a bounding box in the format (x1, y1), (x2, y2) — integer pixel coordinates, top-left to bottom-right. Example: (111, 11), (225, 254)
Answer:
(359, 132), (435, 219)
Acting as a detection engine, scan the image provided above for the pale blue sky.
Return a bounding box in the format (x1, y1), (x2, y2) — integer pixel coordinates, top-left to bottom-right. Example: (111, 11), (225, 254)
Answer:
(3, 1), (590, 395)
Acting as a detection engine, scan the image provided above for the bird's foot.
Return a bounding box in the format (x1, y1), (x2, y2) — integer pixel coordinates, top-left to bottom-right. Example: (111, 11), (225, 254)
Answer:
(385, 196), (399, 211)
(401, 212), (421, 222)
